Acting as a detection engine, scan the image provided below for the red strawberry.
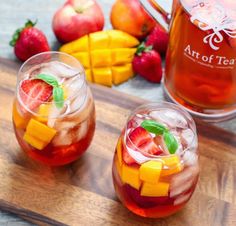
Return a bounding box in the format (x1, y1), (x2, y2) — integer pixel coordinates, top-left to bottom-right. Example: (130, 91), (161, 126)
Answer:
(132, 43), (162, 83)
(123, 127), (162, 164)
(146, 25), (169, 54)
(10, 20), (50, 61)
(19, 79), (53, 111)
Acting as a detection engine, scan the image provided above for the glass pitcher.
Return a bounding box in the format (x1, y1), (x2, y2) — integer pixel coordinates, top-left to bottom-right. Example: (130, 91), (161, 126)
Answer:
(140, 0), (236, 122)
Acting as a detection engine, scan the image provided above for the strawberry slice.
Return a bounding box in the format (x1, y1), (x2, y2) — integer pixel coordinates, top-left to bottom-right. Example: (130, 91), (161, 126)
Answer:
(19, 79), (53, 111)
(123, 127), (162, 164)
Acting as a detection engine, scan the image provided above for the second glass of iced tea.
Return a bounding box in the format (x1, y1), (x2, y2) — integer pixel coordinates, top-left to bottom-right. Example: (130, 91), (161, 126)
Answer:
(112, 102), (199, 218)
(13, 52), (95, 166)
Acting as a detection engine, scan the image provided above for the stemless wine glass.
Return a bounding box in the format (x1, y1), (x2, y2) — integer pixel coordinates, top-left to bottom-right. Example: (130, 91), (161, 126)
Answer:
(13, 52), (95, 166)
(112, 102), (199, 218)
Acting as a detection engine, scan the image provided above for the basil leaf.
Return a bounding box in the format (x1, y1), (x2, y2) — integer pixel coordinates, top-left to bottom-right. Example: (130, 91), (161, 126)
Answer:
(53, 86), (64, 109)
(36, 74), (59, 87)
(163, 131), (178, 154)
(141, 120), (167, 135)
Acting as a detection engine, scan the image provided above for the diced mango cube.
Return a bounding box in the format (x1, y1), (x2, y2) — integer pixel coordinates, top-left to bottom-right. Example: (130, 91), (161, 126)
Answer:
(25, 119), (57, 144)
(121, 164), (141, 190)
(59, 35), (89, 53)
(115, 156), (122, 178)
(116, 138), (123, 166)
(91, 50), (112, 67)
(111, 48), (136, 65)
(141, 182), (169, 197)
(36, 104), (51, 123)
(93, 68), (113, 87)
(112, 64), (134, 85)
(85, 69), (93, 82)
(140, 161), (162, 183)
(161, 155), (183, 176)
(89, 31), (109, 50)
(12, 104), (28, 129)
(23, 133), (48, 150)
(71, 52), (90, 68)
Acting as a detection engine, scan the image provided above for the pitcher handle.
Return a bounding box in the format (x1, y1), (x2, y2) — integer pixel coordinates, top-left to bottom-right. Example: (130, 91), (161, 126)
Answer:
(139, 0), (171, 31)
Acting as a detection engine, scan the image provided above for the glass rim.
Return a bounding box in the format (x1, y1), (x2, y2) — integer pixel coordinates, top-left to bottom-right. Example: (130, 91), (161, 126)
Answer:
(125, 101), (198, 158)
(16, 51), (87, 117)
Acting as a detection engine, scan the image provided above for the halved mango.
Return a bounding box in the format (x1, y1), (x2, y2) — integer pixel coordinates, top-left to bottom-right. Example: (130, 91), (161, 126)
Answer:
(59, 35), (89, 53)
(139, 160), (162, 183)
(91, 50), (112, 67)
(12, 104), (28, 129)
(23, 133), (48, 150)
(85, 69), (93, 82)
(71, 52), (90, 68)
(161, 155), (183, 176)
(89, 31), (109, 50)
(93, 68), (113, 87)
(121, 164), (141, 190)
(111, 48), (136, 65)
(25, 119), (57, 144)
(112, 64), (134, 85)
(141, 182), (169, 197)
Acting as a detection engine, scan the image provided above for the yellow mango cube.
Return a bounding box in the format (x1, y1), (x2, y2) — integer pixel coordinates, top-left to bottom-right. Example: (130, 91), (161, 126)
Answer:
(85, 69), (93, 82)
(141, 182), (169, 197)
(12, 104), (28, 129)
(23, 133), (48, 150)
(25, 119), (57, 144)
(71, 52), (90, 68)
(59, 35), (89, 53)
(112, 64), (134, 85)
(93, 68), (113, 87)
(111, 48), (136, 65)
(115, 156), (122, 178)
(89, 31), (109, 50)
(91, 50), (112, 67)
(161, 155), (183, 176)
(139, 161), (162, 183)
(36, 104), (51, 123)
(121, 164), (141, 190)
(116, 138), (123, 166)
(107, 30), (140, 48)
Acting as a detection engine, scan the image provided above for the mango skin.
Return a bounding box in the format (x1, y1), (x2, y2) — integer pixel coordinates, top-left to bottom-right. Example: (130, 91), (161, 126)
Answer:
(59, 30), (140, 87)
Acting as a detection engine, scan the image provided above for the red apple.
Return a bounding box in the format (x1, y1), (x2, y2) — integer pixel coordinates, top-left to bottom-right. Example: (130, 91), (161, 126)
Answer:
(52, 0), (104, 43)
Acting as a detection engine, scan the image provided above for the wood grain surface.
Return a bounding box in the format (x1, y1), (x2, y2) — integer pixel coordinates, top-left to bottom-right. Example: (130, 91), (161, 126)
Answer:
(0, 57), (236, 226)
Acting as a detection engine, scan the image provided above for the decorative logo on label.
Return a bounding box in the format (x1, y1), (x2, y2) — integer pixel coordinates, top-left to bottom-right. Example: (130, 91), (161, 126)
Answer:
(190, 1), (236, 50)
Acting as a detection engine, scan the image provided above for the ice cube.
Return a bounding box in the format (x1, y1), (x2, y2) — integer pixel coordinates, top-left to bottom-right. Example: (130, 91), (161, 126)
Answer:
(64, 76), (85, 98)
(52, 129), (73, 146)
(170, 165), (199, 192)
(174, 192), (192, 206)
(170, 177), (194, 197)
(183, 151), (198, 166)
(181, 128), (195, 147)
(53, 120), (78, 131)
(73, 120), (88, 142)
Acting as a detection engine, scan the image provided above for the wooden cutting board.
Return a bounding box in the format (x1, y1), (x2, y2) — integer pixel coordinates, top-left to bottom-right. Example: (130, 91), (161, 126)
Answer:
(0, 57), (236, 226)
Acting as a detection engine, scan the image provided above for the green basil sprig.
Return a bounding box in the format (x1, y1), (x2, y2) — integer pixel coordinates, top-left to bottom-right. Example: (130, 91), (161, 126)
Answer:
(36, 74), (64, 109)
(141, 119), (178, 154)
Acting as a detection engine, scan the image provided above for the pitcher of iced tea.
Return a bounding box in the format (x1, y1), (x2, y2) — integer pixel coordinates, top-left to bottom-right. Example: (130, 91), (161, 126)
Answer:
(140, 0), (236, 121)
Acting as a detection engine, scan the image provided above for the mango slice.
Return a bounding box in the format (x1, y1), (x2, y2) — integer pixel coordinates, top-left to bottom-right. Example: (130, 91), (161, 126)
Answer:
(36, 104), (51, 123)
(91, 50), (112, 67)
(111, 48), (136, 65)
(141, 182), (169, 197)
(112, 64), (134, 85)
(13, 104), (28, 129)
(116, 138), (123, 167)
(161, 155), (183, 176)
(85, 69), (93, 82)
(89, 31), (109, 50)
(140, 161), (162, 183)
(59, 35), (89, 54)
(23, 133), (48, 150)
(121, 164), (141, 190)
(115, 155), (122, 178)
(93, 68), (113, 87)
(71, 52), (90, 68)
(23, 119), (57, 150)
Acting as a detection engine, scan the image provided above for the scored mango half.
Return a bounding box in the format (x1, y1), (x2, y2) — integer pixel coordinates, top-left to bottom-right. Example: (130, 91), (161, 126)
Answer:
(59, 30), (140, 87)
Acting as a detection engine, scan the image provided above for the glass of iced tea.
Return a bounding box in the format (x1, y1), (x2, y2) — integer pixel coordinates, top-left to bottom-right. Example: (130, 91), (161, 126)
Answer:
(13, 52), (96, 166)
(140, 0), (236, 121)
(112, 102), (199, 218)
